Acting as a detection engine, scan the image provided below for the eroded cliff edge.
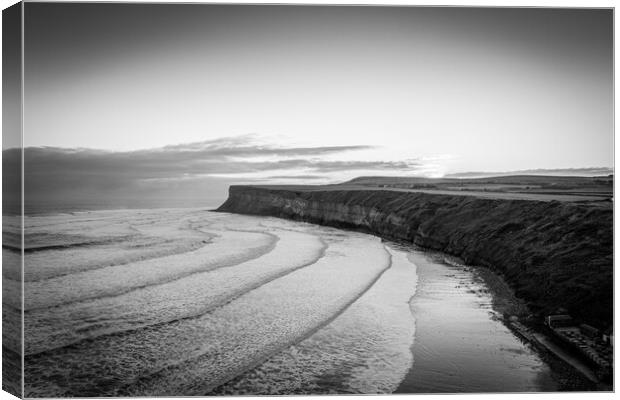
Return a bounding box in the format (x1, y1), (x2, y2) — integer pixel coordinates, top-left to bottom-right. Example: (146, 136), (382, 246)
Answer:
(217, 185), (613, 328)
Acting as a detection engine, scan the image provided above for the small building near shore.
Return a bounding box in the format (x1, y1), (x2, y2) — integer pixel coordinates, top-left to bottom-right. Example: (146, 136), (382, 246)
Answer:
(545, 314), (574, 329)
(579, 324), (600, 339)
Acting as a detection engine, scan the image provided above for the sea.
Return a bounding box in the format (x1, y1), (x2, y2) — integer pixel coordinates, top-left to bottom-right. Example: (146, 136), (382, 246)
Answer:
(3, 208), (559, 396)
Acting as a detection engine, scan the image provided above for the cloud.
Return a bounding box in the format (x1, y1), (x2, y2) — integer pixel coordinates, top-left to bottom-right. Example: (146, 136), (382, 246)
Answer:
(263, 175), (325, 180)
(5, 135), (428, 212)
(160, 135), (375, 158)
(16, 137), (424, 185)
(19, 139), (383, 180)
(7, 136), (607, 214)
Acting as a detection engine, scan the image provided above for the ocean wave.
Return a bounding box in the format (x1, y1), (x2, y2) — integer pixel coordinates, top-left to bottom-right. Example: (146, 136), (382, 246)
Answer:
(25, 230), (327, 355)
(24, 229), (277, 310)
(25, 233), (390, 397)
(23, 234), (213, 282)
(212, 245), (418, 395)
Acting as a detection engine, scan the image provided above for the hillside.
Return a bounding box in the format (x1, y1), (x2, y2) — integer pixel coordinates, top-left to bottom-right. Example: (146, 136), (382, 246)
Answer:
(217, 183), (613, 330)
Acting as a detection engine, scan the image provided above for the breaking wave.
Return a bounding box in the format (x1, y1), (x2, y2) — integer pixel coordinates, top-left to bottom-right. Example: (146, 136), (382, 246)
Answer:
(21, 210), (423, 397)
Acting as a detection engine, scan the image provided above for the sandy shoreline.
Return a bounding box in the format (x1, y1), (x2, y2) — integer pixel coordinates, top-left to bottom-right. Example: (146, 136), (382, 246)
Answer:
(395, 247), (559, 393)
(393, 244), (598, 393)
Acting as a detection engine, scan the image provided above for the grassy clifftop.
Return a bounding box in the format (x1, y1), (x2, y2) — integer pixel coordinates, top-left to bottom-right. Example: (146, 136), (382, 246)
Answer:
(218, 185), (613, 330)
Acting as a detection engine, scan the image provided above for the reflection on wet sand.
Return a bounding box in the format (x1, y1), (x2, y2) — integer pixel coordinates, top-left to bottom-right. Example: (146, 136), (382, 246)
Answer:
(397, 250), (558, 393)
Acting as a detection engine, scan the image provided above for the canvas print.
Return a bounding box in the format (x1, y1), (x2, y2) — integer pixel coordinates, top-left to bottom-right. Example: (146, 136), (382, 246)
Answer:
(1, 2), (614, 397)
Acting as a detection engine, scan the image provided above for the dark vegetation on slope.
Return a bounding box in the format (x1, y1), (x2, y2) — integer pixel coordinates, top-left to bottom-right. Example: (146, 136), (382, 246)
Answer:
(217, 185), (613, 330)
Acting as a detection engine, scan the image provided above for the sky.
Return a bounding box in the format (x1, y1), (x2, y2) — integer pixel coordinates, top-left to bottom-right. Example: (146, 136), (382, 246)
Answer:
(7, 4), (615, 210)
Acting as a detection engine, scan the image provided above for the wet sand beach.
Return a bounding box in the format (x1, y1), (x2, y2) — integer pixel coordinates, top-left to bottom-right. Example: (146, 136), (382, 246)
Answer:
(396, 249), (559, 393)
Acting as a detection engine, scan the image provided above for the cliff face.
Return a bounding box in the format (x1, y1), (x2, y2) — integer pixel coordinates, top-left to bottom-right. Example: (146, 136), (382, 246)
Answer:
(217, 186), (613, 328)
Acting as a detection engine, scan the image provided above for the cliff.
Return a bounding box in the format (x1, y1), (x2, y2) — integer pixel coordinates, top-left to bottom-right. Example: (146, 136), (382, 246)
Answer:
(217, 185), (613, 328)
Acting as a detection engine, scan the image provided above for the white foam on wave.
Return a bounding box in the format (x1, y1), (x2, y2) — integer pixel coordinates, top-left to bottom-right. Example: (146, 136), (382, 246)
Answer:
(24, 229), (276, 310)
(214, 245), (418, 395)
(22, 210), (219, 282)
(25, 231), (390, 397)
(25, 230), (326, 355)
(22, 235), (209, 282)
